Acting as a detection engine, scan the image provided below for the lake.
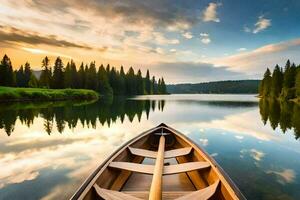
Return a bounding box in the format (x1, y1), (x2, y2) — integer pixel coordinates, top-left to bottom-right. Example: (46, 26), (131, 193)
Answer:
(0, 94), (299, 200)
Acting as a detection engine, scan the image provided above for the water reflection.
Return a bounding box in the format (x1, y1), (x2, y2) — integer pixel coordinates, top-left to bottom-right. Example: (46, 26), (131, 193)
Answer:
(0, 98), (165, 136)
(0, 95), (300, 200)
(259, 99), (300, 139)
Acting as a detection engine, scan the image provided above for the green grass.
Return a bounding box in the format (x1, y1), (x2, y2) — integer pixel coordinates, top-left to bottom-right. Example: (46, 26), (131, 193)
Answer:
(0, 87), (99, 102)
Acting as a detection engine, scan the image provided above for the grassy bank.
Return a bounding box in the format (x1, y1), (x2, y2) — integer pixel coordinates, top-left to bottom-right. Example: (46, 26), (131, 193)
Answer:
(0, 87), (99, 102)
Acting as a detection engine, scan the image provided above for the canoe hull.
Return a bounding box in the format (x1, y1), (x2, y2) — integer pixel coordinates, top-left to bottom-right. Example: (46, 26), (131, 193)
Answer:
(71, 123), (246, 200)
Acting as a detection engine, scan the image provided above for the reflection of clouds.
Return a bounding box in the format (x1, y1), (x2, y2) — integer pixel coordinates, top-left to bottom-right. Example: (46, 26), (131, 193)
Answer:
(240, 149), (265, 161)
(0, 116), (157, 199)
(210, 153), (218, 157)
(193, 109), (280, 141)
(267, 169), (296, 185)
(235, 135), (244, 140)
(199, 138), (208, 146)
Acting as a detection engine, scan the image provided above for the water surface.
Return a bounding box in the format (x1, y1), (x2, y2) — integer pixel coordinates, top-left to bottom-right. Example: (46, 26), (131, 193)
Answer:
(0, 95), (299, 200)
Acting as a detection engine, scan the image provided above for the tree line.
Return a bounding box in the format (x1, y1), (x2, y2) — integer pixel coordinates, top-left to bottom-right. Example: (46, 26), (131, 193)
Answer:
(0, 54), (167, 95)
(259, 60), (300, 100)
(168, 80), (259, 94)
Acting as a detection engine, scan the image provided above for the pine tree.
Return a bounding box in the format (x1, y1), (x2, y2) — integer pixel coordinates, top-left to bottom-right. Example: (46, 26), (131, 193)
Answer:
(98, 64), (112, 95)
(64, 62), (72, 88)
(16, 65), (26, 87)
(52, 57), (64, 89)
(137, 69), (144, 94)
(86, 61), (98, 90)
(0, 55), (15, 86)
(152, 76), (158, 94)
(145, 70), (151, 94)
(160, 77), (167, 94)
(296, 70), (300, 98)
(119, 66), (126, 95)
(24, 62), (32, 87)
(283, 60), (296, 88)
(70, 60), (78, 88)
(262, 68), (272, 97)
(78, 62), (85, 88)
(84, 64), (89, 88)
(271, 65), (283, 97)
(126, 67), (136, 95)
(40, 56), (51, 88)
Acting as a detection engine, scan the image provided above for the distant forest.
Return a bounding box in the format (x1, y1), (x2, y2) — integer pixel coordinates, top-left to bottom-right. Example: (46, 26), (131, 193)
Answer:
(0, 55), (167, 95)
(167, 80), (260, 94)
(259, 60), (300, 100)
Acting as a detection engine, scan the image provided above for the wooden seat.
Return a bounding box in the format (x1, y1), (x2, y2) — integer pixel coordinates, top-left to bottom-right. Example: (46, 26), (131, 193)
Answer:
(124, 191), (191, 199)
(165, 147), (192, 158)
(176, 180), (220, 200)
(128, 147), (157, 158)
(93, 184), (141, 200)
(109, 161), (210, 175)
(128, 147), (192, 159)
(164, 162), (210, 175)
(109, 162), (154, 174)
(94, 181), (219, 200)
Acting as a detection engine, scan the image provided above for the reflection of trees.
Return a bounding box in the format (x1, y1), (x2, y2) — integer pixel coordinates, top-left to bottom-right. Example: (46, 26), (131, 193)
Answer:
(0, 98), (165, 135)
(259, 99), (300, 139)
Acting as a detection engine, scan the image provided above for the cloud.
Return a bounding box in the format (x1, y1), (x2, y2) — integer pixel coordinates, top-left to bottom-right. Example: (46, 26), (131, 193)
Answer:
(200, 32), (211, 44)
(240, 148), (265, 161)
(203, 3), (221, 22)
(211, 38), (300, 73)
(182, 32), (193, 39)
(267, 169), (296, 184)
(21, 47), (73, 59)
(237, 48), (247, 51)
(0, 25), (100, 51)
(150, 61), (245, 83)
(235, 135), (244, 140)
(153, 32), (180, 45)
(23, 0), (199, 31)
(199, 138), (208, 146)
(170, 48), (177, 53)
(155, 47), (164, 54)
(201, 38), (211, 44)
(200, 33), (209, 37)
(253, 15), (271, 33)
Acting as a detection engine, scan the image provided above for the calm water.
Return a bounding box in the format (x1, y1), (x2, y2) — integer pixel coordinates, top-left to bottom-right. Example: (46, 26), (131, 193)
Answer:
(0, 95), (299, 200)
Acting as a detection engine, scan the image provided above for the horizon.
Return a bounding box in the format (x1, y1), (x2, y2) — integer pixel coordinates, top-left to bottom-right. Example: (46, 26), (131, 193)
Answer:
(1, 1), (300, 83)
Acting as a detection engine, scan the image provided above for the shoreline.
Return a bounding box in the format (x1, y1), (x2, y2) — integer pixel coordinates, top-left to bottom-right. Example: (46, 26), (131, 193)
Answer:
(0, 87), (99, 102)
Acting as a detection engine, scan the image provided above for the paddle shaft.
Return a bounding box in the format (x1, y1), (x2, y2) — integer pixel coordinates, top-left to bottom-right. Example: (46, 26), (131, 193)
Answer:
(149, 135), (165, 200)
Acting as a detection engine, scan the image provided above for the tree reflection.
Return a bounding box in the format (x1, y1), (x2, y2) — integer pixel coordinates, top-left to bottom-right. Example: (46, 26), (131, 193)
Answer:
(259, 99), (300, 139)
(0, 98), (165, 135)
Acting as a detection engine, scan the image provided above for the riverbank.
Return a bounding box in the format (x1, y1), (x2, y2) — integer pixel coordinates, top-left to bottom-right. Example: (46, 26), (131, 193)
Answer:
(0, 87), (99, 102)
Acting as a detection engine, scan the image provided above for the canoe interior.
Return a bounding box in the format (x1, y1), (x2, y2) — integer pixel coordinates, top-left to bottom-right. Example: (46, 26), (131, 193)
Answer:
(74, 124), (244, 200)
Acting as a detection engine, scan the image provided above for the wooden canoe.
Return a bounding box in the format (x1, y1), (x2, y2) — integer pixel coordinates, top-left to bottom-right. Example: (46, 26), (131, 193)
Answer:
(71, 123), (246, 200)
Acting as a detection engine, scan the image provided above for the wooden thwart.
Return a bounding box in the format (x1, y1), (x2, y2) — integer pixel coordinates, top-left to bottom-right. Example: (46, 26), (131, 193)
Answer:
(109, 161), (210, 175)
(164, 162), (210, 175)
(165, 147), (192, 158)
(93, 184), (141, 200)
(94, 181), (219, 200)
(109, 162), (154, 174)
(176, 180), (220, 200)
(128, 147), (192, 159)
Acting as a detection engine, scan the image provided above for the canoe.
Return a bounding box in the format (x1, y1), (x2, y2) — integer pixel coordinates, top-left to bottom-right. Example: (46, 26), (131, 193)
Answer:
(72, 123), (246, 200)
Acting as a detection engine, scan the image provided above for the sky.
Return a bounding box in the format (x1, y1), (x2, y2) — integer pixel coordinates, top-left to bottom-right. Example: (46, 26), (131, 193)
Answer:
(0, 0), (300, 83)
